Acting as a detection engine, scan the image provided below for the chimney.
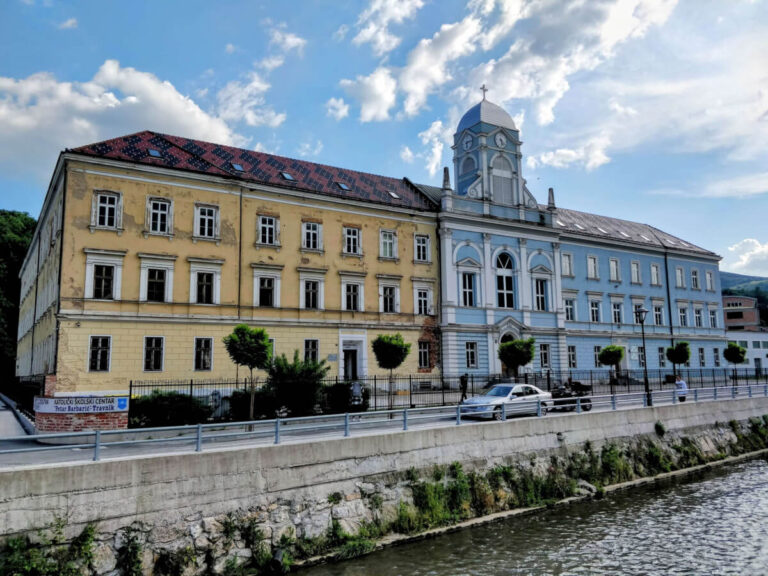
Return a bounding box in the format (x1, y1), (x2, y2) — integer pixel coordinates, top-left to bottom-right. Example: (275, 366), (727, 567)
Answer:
(441, 166), (453, 211)
(442, 166), (452, 192)
(547, 187), (556, 211)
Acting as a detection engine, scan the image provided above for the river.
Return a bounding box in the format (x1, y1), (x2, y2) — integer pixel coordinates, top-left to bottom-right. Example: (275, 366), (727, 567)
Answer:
(296, 458), (768, 575)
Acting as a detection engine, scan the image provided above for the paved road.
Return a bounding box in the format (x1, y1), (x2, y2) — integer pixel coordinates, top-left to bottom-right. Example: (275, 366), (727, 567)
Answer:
(0, 403), (24, 437)
(0, 388), (759, 470)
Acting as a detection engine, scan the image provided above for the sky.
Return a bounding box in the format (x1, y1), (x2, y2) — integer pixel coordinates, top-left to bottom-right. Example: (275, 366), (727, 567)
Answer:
(1, 0), (767, 275)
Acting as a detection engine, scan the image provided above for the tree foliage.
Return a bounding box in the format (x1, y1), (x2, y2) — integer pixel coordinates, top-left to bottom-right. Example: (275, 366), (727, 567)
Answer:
(268, 350), (330, 416)
(0, 210), (36, 377)
(497, 338), (535, 377)
(723, 342), (747, 365)
(223, 324), (271, 378)
(598, 345), (625, 372)
(666, 342), (690, 370)
(371, 334), (411, 373)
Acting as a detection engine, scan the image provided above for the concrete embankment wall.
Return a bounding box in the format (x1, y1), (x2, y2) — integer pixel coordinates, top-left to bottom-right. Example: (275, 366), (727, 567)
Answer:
(2, 398), (768, 573)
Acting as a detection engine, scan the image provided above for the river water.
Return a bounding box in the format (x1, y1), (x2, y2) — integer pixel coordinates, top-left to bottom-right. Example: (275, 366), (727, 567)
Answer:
(297, 459), (768, 575)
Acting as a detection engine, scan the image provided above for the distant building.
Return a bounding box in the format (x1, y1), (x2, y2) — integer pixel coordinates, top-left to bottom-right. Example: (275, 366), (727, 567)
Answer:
(727, 332), (768, 373)
(723, 295), (762, 331)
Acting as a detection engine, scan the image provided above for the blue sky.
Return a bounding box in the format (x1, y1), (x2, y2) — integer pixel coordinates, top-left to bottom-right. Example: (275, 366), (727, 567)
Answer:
(2, 0), (767, 274)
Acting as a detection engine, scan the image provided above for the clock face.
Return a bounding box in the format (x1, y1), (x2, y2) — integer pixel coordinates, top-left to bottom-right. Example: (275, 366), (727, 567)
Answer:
(495, 133), (507, 148)
(462, 136), (472, 151)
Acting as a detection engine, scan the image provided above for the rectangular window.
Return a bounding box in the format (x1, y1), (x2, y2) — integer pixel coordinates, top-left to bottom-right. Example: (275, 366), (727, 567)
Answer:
(465, 342), (477, 368)
(565, 299), (575, 321)
(539, 344), (550, 369)
(345, 283), (360, 311)
(93, 264), (114, 300)
(259, 277), (274, 307)
(562, 253), (573, 276)
(197, 272), (214, 304)
(417, 289), (429, 316)
(587, 256), (598, 279)
(380, 230), (396, 259)
(638, 346), (646, 368)
(694, 308), (703, 327)
(259, 216), (277, 245)
(196, 205), (217, 238)
(304, 280), (319, 310)
(415, 235), (430, 262)
(89, 336), (111, 372)
(144, 336), (164, 372)
(612, 302), (623, 324)
(497, 274), (514, 308)
(609, 258), (620, 282)
(535, 279), (547, 311)
(676, 267), (685, 288)
(194, 338), (213, 371)
(709, 310), (718, 328)
(418, 341), (430, 369)
(754, 341), (761, 349)
(594, 345), (602, 367)
(699, 347), (706, 367)
(691, 270), (700, 289)
(590, 301), (601, 323)
(382, 286), (396, 313)
(149, 198), (171, 234)
(651, 264), (661, 286)
(568, 345), (577, 369)
(631, 261), (641, 284)
(706, 271), (714, 291)
(97, 193), (118, 228)
(462, 273), (476, 307)
(302, 222), (320, 250)
(344, 227), (361, 255)
(633, 304), (644, 324)
(654, 305), (664, 326)
(658, 347), (666, 368)
(146, 268), (166, 303)
(714, 348), (721, 367)
(304, 339), (319, 363)
(679, 306), (688, 327)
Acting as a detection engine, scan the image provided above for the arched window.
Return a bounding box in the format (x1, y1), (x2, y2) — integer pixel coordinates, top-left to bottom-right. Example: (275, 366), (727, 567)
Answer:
(492, 156), (514, 205)
(461, 156), (476, 175)
(496, 253), (515, 308)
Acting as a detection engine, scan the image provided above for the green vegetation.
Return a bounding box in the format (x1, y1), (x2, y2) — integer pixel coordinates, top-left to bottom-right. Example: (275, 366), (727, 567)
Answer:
(128, 391), (212, 428)
(269, 350), (330, 417)
(153, 546), (194, 576)
(223, 324), (272, 421)
(115, 526), (143, 576)
(666, 342), (691, 375)
(655, 420), (666, 437)
(723, 342), (747, 366)
(327, 492), (343, 505)
(0, 522), (95, 576)
(598, 345), (625, 375)
(497, 338), (535, 378)
(371, 334), (411, 385)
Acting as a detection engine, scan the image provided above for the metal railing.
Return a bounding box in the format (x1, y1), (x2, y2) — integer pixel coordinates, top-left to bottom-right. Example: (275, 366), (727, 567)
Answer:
(2, 383), (767, 466)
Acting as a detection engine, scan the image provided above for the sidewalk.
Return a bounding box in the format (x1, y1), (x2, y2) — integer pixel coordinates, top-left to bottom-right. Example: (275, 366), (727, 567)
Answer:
(0, 402), (24, 436)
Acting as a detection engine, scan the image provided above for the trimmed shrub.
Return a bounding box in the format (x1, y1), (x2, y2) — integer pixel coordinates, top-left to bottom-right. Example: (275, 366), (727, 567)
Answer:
(129, 391), (212, 428)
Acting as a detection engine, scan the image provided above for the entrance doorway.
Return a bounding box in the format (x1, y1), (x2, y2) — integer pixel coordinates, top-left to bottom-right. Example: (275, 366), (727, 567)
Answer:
(343, 349), (359, 380)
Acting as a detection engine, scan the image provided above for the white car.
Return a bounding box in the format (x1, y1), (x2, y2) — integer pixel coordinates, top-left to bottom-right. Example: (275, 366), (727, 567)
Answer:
(460, 383), (552, 420)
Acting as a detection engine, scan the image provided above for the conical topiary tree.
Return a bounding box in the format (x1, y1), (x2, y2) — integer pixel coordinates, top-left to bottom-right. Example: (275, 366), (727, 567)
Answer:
(666, 341), (690, 376)
(598, 345), (625, 377)
(497, 338), (535, 378)
(723, 342), (747, 366)
(372, 334), (411, 410)
(223, 324), (271, 420)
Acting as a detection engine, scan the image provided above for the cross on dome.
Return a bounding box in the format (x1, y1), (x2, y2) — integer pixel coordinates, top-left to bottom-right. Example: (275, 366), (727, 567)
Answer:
(480, 84), (488, 100)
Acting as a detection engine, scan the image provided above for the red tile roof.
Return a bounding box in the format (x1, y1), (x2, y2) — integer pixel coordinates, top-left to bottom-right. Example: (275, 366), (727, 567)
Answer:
(70, 131), (437, 212)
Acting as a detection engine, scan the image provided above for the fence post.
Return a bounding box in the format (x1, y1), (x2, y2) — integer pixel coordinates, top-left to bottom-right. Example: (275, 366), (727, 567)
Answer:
(547, 370), (551, 391)
(129, 380), (133, 398)
(714, 387), (718, 401)
(409, 375), (413, 408)
(537, 399), (542, 417)
(196, 424), (203, 452)
(501, 402), (506, 420)
(344, 413), (350, 437)
(576, 397), (581, 414)
(456, 405), (461, 426)
(442, 374), (445, 406)
(274, 418), (280, 444)
(403, 409), (408, 431)
(93, 430), (101, 462)
(471, 374), (475, 396)
(611, 395), (616, 411)
(732, 386), (737, 399)
(749, 385), (753, 398)
(374, 375), (377, 411)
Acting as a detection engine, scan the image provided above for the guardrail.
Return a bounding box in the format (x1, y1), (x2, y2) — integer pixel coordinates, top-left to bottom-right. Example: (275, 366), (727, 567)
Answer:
(1, 384), (766, 466)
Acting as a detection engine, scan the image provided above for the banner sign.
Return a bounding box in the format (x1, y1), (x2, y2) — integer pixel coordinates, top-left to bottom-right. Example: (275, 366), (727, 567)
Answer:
(34, 396), (129, 414)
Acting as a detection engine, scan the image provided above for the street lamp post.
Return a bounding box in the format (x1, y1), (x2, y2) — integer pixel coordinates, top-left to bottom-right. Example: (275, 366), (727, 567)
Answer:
(635, 306), (652, 407)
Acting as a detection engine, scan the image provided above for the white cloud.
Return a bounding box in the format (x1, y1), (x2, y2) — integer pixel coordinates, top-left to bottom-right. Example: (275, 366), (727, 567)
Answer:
(352, 0), (425, 56)
(400, 16), (482, 117)
(400, 145), (414, 163)
(225, 43), (236, 54)
(528, 135), (612, 171)
(270, 29), (307, 55)
(325, 97), (349, 121)
(609, 98), (638, 117)
(216, 71), (286, 128)
(254, 141), (280, 154)
(334, 24), (349, 41)
(58, 17), (77, 30)
(340, 68), (397, 122)
(648, 172), (768, 199)
(418, 120), (451, 176)
(723, 238), (768, 275)
(0, 60), (245, 181)
(296, 139), (323, 157)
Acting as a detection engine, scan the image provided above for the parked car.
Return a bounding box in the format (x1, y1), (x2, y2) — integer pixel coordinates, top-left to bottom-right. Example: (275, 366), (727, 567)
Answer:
(460, 384), (552, 420)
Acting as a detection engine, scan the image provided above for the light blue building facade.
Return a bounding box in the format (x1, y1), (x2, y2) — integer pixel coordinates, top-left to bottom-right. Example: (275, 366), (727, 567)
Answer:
(430, 99), (726, 376)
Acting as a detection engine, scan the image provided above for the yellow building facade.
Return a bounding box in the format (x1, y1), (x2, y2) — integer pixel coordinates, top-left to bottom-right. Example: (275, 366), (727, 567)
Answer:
(17, 132), (442, 413)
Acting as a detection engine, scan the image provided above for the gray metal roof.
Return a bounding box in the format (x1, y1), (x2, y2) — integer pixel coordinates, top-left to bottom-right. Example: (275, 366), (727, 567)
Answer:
(550, 206), (718, 257)
(412, 182), (443, 204)
(457, 100), (517, 133)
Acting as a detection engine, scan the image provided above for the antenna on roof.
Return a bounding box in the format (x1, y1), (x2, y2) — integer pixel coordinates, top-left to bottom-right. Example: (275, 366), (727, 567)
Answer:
(480, 84), (488, 101)
(547, 187), (556, 211)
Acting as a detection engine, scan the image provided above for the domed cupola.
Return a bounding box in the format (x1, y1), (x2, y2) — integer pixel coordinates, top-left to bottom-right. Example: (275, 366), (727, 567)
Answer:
(457, 99), (517, 134)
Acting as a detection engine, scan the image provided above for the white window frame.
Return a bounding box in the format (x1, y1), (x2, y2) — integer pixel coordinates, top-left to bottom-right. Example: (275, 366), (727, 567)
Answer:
(252, 265), (282, 308)
(343, 227), (362, 256)
(658, 347), (666, 368)
(612, 302), (623, 324)
(139, 254), (175, 303)
(654, 305), (664, 326)
(145, 196), (173, 237)
(706, 271), (714, 291)
(379, 229), (397, 260)
(714, 348), (721, 367)
(691, 269), (700, 290)
(465, 341), (478, 369)
(534, 278), (548, 312)
(709, 308), (718, 328)
(414, 235), (431, 263)
(341, 274), (365, 311)
(678, 306), (688, 327)
(694, 307), (703, 327)
(561, 253), (573, 277)
(564, 299), (575, 321)
(301, 221), (323, 251)
(300, 270), (326, 310)
(461, 272), (477, 307)
(698, 347), (706, 367)
(539, 343), (550, 369)
(143, 336), (165, 373)
(609, 258), (621, 282)
(590, 300), (601, 323)
(85, 249), (125, 300)
(378, 281), (401, 314)
(194, 337), (214, 372)
(304, 339), (319, 363)
(594, 345), (602, 367)
(90, 190), (123, 233)
(675, 266), (685, 288)
(88, 335), (112, 373)
(631, 261), (641, 284)
(194, 203), (220, 241)
(418, 341), (430, 369)
(413, 281), (434, 316)
(257, 215), (280, 246)
(651, 264), (661, 286)
(587, 255), (599, 280)
(568, 345), (577, 369)
(189, 258), (223, 305)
